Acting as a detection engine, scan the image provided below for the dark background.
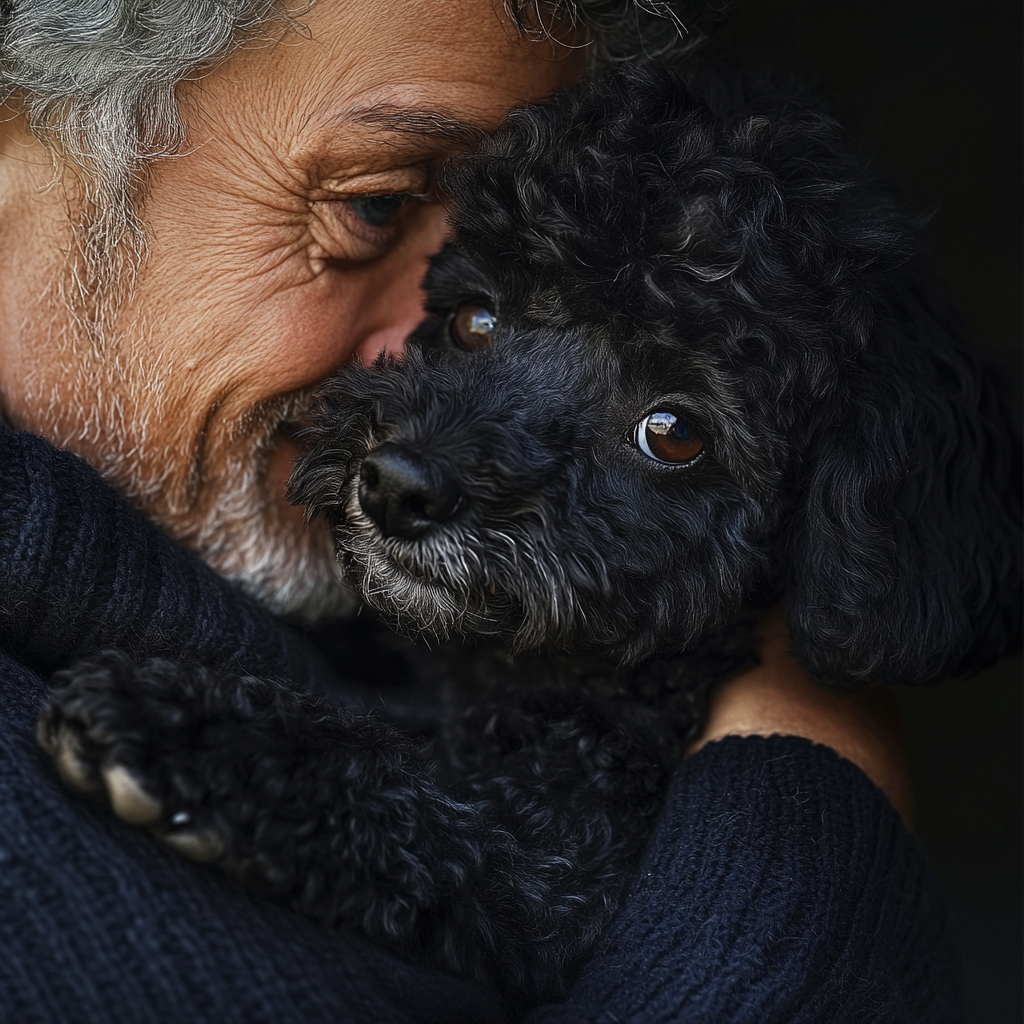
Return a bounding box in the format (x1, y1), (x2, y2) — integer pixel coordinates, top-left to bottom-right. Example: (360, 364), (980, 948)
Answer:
(716, 3), (1022, 1021)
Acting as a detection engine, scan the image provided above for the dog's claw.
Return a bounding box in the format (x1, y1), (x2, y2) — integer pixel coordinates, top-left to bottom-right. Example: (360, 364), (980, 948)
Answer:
(50, 724), (104, 798)
(156, 826), (225, 863)
(35, 712), (58, 758)
(42, 695), (223, 861)
(39, 669), (184, 841)
(103, 764), (163, 825)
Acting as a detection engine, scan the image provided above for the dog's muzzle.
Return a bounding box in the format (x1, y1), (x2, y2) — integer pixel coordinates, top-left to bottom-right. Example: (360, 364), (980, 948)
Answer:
(357, 443), (463, 540)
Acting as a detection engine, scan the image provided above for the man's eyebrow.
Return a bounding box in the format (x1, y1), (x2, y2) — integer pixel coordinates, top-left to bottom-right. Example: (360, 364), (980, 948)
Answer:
(345, 105), (487, 150)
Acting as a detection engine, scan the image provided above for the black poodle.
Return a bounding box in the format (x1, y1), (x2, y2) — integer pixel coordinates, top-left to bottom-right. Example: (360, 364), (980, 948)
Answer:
(40, 55), (1022, 1011)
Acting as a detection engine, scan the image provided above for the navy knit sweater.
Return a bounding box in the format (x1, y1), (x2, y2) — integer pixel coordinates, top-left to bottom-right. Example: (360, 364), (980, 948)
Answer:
(0, 429), (964, 1023)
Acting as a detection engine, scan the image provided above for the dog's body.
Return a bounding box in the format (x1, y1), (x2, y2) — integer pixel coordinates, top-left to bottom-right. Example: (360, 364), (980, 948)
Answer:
(41, 56), (1021, 1010)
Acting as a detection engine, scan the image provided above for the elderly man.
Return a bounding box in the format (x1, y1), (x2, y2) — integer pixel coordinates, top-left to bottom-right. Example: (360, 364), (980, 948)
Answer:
(0, 2), (960, 1022)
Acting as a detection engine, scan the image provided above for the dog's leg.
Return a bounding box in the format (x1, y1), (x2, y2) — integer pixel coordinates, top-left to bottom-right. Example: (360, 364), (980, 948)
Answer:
(38, 650), (673, 1006)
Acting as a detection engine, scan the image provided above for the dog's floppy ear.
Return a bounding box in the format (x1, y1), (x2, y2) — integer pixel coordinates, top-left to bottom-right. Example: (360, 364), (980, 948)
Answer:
(783, 277), (1022, 687)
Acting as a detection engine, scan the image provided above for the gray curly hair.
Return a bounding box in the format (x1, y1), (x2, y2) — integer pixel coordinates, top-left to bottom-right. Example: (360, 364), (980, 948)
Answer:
(0, 2), (285, 318)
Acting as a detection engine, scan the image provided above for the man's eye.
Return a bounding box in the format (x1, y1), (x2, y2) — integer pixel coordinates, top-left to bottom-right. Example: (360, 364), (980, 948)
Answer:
(348, 193), (408, 226)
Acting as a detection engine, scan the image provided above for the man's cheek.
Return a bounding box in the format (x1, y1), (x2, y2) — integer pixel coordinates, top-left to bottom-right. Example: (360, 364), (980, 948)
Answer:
(139, 197), (447, 413)
(220, 212), (448, 386)
(239, 270), (375, 390)
(135, 235), (345, 394)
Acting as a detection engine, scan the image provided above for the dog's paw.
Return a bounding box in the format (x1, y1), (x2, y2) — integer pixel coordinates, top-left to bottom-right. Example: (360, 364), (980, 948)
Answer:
(38, 651), (242, 864)
(39, 653), (434, 922)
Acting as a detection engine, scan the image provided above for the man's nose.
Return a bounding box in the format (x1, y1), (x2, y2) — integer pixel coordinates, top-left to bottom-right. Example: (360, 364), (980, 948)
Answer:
(358, 443), (463, 539)
(354, 210), (450, 365)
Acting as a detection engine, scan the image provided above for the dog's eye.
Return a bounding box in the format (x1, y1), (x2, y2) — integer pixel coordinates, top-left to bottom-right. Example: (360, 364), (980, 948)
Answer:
(450, 304), (495, 351)
(635, 411), (704, 465)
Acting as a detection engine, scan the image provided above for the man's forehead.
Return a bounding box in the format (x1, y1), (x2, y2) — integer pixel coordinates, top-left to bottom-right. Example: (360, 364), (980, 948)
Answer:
(285, 1), (587, 140)
(321, 68), (574, 136)
(301, 78), (562, 172)
(185, 1), (587, 170)
(344, 104), (486, 151)
(296, 86), (521, 178)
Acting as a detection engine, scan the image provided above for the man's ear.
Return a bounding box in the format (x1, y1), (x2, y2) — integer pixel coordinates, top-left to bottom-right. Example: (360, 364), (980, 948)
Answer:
(783, 283), (1022, 687)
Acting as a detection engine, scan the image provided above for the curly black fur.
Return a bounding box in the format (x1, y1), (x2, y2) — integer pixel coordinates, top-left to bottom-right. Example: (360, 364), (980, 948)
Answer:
(42, 56), (1021, 1013)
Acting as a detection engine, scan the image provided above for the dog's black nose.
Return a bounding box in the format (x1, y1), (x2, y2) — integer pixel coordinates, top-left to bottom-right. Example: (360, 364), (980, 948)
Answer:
(358, 444), (462, 539)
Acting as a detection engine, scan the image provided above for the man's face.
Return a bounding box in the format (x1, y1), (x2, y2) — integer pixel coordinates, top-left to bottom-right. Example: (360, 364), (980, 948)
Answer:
(0, 0), (583, 620)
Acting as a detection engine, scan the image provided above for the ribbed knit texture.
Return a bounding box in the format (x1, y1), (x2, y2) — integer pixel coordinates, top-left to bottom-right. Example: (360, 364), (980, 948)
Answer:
(0, 429), (965, 1023)
(0, 429), (335, 690)
(526, 736), (964, 1023)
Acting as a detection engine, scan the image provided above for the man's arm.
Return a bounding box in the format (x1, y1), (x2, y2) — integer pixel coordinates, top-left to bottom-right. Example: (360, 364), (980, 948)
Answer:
(691, 606), (915, 825)
(526, 732), (961, 1024)
(525, 611), (961, 1024)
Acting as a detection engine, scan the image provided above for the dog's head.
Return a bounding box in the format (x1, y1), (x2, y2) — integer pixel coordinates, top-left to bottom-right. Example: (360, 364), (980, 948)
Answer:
(292, 62), (1021, 685)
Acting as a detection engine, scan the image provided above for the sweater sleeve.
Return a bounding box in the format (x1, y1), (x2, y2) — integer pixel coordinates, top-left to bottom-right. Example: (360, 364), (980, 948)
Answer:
(527, 734), (964, 1024)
